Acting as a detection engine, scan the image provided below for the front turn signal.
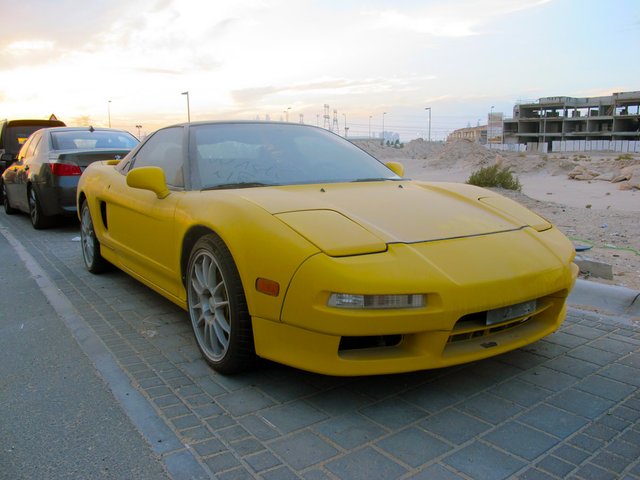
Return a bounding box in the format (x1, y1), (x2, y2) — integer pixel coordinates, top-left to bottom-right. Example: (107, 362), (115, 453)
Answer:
(256, 278), (280, 297)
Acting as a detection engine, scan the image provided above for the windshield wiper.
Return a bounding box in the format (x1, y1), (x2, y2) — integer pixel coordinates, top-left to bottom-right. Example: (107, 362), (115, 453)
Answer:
(202, 182), (276, 190)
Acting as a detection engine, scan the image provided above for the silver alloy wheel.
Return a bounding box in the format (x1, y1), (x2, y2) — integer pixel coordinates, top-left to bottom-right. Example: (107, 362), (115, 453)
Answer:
(188, 250), (231, 361)
(81, 204), (95, 267)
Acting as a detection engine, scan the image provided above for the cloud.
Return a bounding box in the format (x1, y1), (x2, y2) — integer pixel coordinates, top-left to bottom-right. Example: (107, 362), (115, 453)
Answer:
(0, 1), (132, 48)
(231, 76), (437, 106)
(6, 40), (55, 54)
(134, 67), (184, 75)
(362, 0), (552, 36)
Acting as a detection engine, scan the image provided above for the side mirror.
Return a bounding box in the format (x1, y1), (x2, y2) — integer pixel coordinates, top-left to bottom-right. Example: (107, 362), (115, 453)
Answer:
(126, 166), (170, 199)
(385, 161), (404, 177)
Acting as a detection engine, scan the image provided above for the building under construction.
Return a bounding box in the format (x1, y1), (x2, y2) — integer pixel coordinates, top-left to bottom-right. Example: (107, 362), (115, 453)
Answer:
(503, 91), (640, 150)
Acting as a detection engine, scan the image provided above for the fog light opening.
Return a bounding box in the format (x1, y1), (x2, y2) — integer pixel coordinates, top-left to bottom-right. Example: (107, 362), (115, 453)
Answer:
(339, 334), (402, 351)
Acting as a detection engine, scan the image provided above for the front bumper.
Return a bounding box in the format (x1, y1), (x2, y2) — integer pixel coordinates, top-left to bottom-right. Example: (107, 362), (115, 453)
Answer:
(252, 227), (578, 376)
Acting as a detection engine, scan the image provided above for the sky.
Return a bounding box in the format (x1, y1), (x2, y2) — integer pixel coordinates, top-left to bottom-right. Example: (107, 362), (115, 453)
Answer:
(1, 0), (638, 140)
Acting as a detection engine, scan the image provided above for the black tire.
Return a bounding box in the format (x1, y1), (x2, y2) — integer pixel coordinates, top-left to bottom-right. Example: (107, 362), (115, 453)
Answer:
(80, 200), (109, 273)
(28, 186), (52, 229)
(186, 234), (255, 374)
(3, 182), (17, 215)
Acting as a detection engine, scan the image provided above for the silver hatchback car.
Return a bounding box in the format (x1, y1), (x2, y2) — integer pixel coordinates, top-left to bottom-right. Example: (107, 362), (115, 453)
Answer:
(2, 126), (138, 228)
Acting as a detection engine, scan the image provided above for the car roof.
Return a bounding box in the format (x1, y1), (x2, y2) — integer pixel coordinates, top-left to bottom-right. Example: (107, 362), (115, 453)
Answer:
(164, 120), (319, 128)
(3, 119), (66, 128)
(40, 126), (133, 134)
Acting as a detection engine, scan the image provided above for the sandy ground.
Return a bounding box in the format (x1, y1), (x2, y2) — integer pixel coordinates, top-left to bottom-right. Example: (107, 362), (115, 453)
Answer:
(355, 139), (640, 291)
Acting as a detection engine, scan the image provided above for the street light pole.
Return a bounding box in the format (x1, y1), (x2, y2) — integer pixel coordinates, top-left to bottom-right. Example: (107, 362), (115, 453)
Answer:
(135, 124), (142, 138)
(382, 112), (387, 145)
(108, 100), (112, 128)
(181, 91), (191, 122)
(342, 113), (347, 137)
(369, 115), (372, 138)
(489, 105), (494, 149)
(424, 107), (431, 142)
(286, 107), (291, 122)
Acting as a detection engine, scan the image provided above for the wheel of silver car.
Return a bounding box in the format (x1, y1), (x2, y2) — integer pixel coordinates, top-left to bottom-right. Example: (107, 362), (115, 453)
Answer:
(3, 182), (17, 214)
(187, 234), (255, 374)
(80, 200), (109, 273)
(28, 186), (52, 229)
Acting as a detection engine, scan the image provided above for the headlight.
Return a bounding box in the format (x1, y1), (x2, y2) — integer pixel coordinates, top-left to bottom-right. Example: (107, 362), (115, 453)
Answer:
(328, 293), (425, 309)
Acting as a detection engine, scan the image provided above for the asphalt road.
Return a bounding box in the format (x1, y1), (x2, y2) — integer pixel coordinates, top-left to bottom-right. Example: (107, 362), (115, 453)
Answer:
(0, 225), (170, 479)
(0, 211), (638, 480)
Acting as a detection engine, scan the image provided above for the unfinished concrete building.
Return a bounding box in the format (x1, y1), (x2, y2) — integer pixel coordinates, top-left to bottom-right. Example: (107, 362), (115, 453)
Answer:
(503, 91), (640, 151)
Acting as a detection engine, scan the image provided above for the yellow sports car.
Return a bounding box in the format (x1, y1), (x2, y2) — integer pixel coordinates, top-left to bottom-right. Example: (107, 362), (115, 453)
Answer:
(77, 121), (578, 376)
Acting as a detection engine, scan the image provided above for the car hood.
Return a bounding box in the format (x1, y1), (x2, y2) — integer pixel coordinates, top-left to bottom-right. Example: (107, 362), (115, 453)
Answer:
(236, 181), (551, 256)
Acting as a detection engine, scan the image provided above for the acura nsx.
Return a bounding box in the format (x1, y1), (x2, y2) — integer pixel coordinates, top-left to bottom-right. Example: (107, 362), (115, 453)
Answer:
(77, 121), (578, 375)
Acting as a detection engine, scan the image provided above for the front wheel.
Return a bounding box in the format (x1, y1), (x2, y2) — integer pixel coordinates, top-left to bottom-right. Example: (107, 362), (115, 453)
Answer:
(187, 234), (255, 374)
(28, 187), (52, 229)
(80, 200), (109, 273)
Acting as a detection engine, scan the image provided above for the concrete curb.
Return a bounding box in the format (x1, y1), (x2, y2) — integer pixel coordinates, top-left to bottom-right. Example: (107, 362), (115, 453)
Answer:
(568, 278), (640, 320)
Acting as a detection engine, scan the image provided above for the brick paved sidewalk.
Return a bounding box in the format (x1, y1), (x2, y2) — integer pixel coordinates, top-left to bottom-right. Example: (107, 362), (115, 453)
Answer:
(2, 215), (639, 480)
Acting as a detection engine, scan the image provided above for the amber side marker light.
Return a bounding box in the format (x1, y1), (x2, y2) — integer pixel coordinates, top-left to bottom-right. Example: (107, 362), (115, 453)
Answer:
(256, 278), (280, 296)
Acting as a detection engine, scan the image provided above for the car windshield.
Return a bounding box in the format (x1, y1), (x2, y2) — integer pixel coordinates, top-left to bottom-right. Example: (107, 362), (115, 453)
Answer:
(190, 123), (400, 189)
(51, 130), (139, 151)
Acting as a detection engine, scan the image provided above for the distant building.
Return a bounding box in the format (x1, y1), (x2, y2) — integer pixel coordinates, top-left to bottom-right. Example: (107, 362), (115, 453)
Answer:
(503, 91), (640, 149)
(447, 125), (487, 144)
(380, 131), (400, 143)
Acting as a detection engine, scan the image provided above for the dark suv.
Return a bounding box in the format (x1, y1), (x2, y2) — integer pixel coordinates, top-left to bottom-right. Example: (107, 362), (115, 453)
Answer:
(0, 118), (66, 200)
(0, 119), (67, 173)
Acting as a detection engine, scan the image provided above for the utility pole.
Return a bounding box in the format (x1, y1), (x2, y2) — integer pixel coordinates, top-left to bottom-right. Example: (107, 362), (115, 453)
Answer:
(424, 107), (431, 142)
(323, 104), (331, 130)
(332, 109), (339, 135)
(489, 105), (494, 149)
(382, 112), (387, 145)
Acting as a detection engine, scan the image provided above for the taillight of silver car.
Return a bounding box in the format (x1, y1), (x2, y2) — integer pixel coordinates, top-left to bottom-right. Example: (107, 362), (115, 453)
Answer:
(48, 163), (82, 176)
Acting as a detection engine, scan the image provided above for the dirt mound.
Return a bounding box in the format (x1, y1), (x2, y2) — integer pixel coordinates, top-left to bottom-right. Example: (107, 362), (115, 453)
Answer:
(431, 139), (499, 169)
(352, 138), (442, 160)
(355, 138), (640, 189)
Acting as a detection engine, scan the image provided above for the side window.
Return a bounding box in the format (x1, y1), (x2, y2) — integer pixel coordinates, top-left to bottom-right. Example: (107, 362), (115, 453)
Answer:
(25, 135), (42, 161)
(16, 135), (34, 162)
(130, 127), (184, 187)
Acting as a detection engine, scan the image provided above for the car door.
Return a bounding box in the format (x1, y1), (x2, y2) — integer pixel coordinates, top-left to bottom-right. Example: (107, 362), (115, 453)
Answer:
(6, 133), (41, 211)
(104, 126), (186, 297)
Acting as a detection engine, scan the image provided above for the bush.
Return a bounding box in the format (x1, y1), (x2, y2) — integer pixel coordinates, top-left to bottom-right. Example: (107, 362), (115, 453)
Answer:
(466, 164), (522, 191)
